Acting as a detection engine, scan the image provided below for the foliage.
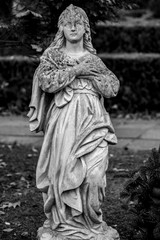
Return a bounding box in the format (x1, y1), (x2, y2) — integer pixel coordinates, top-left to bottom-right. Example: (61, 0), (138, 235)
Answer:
(0, 57), (38, 114)
(114, 0), (149, 9)
(102, 54), (160, 113)
(0, 0), (13, 22)
(121, 148), (160, 240)
(0, 53), (160, 114)
(148, 0), (160, 18)
(0, 0), (143, 55)
(93, 24), (160, 54)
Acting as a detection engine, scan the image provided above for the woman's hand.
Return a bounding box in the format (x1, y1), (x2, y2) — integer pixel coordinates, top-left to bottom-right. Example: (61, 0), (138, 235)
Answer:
(73, 59), (100, 77)
(73, 59), (89, 76)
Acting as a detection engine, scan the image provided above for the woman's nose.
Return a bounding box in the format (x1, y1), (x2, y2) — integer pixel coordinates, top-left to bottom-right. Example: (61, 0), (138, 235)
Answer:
(71, 23), (76, 31)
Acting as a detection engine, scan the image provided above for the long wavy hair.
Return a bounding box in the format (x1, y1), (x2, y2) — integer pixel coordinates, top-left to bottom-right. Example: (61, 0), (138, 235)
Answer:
(49, 4), (96, 55)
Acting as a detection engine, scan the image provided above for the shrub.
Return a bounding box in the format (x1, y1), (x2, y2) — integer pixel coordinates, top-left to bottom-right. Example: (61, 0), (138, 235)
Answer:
(101, 54), (160, 113)
(121, 148), (160, 240)
(0, 0), (143, 55)
(93, 24), (160, 54)
(0, 56), (38, 113)
(149, 0), (160, 18)
(1, 23), (160, 55)
(0, 55), (160, 114)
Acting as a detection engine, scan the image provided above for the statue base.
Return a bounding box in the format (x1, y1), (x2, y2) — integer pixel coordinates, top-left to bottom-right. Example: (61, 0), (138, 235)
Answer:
(37, 226), (120, 240)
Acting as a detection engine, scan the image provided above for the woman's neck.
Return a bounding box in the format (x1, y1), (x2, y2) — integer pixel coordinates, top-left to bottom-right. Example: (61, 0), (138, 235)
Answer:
(65, 40), (85, 55)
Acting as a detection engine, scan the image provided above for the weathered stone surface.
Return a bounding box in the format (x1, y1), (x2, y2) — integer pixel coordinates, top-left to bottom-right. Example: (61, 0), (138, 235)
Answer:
(27, 5), (120, 240)
(37, 226), (120, 240)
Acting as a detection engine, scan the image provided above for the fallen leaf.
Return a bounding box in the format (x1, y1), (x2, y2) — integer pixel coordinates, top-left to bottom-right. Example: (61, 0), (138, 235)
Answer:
(13, 221), (21, 227)
(15, 172), (22, 175)
(20, 176), (30, 188)
(0, 201), (21, 209)
(20, 176), (26, 181)
(5, 222), (10, 225)
(12, 201), (21, 208)
(13, 192), (22, 197)
(7, 145), (12, 150)
(21, 231), (29, 237)
(6, 173), (13, 177)
(10, 182), (17, 187)
(3, 228), (14, 232)
(32, 146), (38, 153)
(0, 161), (7, 168)
(143, 159), (147, 163)
(0, 203), (9, 209)
(27, 153), (33, 158)
(0, 210), (5, 215)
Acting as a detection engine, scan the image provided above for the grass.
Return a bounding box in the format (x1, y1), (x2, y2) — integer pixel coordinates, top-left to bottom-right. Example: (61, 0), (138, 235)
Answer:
(0, 143), (150, 240)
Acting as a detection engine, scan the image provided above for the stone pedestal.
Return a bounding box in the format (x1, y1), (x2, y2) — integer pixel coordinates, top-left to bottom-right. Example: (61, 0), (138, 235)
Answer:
(37, 226), (120, 240)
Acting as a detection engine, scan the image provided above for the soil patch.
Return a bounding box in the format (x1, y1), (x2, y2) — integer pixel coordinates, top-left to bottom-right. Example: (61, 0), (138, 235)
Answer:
(0, 143), (150, 240)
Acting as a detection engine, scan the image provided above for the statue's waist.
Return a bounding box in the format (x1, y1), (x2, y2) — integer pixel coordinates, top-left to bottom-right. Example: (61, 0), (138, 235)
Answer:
(72, 88), (99, 97)
(54, 87), (99, 108)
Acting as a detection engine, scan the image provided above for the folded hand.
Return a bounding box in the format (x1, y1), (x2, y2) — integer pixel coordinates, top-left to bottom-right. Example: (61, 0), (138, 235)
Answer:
(73, 59), (100, 77)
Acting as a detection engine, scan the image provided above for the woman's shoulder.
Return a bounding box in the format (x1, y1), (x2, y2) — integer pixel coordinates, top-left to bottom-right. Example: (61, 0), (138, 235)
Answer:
(87, 52), (102, 62)
(42, 47), (61, 58)
(89, 53), (106, 67)
(40, 47), (66, 66)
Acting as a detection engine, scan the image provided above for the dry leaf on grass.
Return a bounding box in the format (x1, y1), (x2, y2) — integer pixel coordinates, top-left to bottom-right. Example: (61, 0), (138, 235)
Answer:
(3, 228), (14, 232)
(0, 201), (21, 209)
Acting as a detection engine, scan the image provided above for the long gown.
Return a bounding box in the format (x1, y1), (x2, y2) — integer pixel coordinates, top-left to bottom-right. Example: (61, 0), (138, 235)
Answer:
(28, 47), (120, 240)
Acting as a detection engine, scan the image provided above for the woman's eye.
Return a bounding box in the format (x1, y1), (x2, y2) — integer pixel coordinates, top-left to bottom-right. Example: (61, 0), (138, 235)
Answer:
(65, 22), (71, 28)
(76, 21), (82, 25)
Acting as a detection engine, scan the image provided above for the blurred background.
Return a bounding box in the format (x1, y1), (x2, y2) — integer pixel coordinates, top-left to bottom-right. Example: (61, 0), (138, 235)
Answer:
(0, 0), (160, 117)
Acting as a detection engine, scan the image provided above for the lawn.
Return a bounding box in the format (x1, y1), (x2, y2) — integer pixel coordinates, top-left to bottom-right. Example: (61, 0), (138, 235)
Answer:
(0, 143), (150, 240)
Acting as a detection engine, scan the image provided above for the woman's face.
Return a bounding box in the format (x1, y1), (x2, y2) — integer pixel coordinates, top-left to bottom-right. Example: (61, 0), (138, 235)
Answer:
(62, 18), (85, 43)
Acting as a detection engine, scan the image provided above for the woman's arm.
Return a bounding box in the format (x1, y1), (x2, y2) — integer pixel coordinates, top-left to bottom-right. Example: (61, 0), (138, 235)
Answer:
(83, 57), (120, 98)
(93, 69), (120, 98)
(37, 48), (78, 93)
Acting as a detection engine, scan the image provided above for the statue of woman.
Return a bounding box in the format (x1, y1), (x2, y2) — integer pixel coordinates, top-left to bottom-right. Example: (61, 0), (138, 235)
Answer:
(28, 4), (120, 240)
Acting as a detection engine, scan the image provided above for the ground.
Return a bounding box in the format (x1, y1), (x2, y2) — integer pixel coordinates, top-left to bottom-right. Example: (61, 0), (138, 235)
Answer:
(0, 143), (150, 240)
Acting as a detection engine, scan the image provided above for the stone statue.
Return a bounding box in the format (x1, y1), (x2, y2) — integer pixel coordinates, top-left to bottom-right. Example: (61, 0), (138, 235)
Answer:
(28, 4), (120, 240)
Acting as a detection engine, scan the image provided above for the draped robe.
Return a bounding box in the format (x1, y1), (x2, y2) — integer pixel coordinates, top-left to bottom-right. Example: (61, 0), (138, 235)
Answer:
(28, 47), (120, 240)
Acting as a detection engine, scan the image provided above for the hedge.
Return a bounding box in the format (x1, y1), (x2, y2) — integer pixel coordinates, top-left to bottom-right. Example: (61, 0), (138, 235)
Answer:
(0, 56), (38, 113)
(93, 22), (160, 54)
(0, 54), (160, 113)
(1, 20), (160, 55)
(101, 53), (160, 113)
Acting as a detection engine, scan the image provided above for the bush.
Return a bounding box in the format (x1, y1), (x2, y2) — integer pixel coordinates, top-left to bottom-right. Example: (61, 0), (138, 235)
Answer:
(93, 24), (160, 54)
(0, 0), (144, 55)
(0, 55), (160, 114)
(149, 0), (160, 18)
(1, 23), (160, 56)
(121, 148), (160, 240)
(0, 0), (119, 52)
(0, 56), (39, 113)
(101, 54), (160, 113)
